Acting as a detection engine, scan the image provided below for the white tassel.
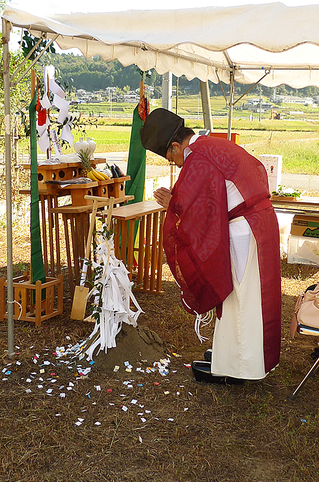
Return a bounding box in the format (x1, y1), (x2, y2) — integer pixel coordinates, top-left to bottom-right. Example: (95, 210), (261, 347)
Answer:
(194, 310), (214, 343)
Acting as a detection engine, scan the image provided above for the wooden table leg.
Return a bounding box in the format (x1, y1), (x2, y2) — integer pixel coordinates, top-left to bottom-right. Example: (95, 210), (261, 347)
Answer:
(120, 219), (128, 264)
(156, 211), (165, 293)
(47, 196), (55, 276)
(63, 214), (74, 297)
(52, 195), (61, 275)
(40, 195), (48, 277)
(150, 212), (159, 292)
(143, 214), (152, 290)
(114, 219), (120, 259)
(127, 219), (136, 281)
(137, 216), (145, 288)
(70, 214), (80, 284)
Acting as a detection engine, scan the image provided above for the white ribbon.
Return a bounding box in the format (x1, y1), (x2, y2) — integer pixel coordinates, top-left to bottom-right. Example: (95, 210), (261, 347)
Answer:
(84, 233), (143, 359)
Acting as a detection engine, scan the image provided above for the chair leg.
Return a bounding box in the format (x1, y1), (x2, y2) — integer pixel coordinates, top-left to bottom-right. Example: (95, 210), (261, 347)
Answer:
(289, 356), (319, 400)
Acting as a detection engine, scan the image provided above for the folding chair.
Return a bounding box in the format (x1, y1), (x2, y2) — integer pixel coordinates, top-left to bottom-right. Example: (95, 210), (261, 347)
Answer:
(289, 284), (319, 400)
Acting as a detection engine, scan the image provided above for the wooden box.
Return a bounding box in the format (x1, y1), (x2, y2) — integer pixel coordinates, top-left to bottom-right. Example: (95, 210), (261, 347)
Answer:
(22, 160), (101, 192)
(93, 178), (115, 198)
(68, 181), (98, 206)
(0, 273), (63, 327)
(210, 132), (240, 144)
(108, 176), (130, 198)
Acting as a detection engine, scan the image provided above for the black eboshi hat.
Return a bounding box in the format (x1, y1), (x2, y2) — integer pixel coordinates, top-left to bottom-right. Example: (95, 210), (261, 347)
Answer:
(140, 108), (184, 158)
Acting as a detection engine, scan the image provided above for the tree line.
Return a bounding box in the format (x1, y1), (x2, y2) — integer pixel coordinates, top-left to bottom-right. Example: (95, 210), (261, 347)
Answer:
(48, 53), (319, 99)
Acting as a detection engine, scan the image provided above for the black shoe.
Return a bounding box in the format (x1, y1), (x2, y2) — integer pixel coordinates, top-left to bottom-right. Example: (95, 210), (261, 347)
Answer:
(204, 349), (212, 362)
(191, 361), (245, 385)
(311, 347), (319, 360)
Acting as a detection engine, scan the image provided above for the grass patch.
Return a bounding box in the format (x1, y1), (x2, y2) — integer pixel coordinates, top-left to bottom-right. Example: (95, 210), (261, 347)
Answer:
(64, 125), (319, 174)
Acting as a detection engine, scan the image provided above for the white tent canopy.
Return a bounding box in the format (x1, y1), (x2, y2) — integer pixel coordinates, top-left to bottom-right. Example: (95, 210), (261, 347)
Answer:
(4, 2), (319, 88)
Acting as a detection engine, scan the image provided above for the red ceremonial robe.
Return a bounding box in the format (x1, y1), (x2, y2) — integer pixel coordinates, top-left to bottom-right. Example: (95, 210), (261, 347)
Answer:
(163, 136), (281, 373)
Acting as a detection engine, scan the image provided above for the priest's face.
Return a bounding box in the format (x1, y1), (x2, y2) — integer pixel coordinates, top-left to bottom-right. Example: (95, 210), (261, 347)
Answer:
(166, 142), (184, 168)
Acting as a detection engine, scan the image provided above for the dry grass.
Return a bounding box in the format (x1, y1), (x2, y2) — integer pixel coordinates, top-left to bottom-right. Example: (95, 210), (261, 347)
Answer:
(1, 225), (319, 481)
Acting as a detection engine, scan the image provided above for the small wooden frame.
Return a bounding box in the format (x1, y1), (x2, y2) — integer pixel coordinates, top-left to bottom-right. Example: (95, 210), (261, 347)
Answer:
(93, 178), (115, 197)
(67, 181), (98, 206)
(0, 273), (63, 327)
(108, 176), (130, 198)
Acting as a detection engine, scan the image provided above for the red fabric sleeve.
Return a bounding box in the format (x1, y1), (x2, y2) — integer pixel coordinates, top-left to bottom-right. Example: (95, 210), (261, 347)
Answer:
(163, 151), (233, 315)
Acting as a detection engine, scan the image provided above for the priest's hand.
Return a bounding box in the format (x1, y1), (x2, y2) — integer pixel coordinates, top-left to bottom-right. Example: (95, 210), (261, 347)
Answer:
(154, 187), (172, 209)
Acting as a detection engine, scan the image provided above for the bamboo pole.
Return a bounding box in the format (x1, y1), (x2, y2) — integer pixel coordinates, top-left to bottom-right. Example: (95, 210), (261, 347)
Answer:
(2, 18), (14, 357)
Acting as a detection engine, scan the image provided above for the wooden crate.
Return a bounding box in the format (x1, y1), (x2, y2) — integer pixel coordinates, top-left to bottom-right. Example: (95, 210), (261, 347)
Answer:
(108, 176), (130, 198)
(22, 159), (101, 193)
(68, 182), (98, 206)
(0, 273), (63, 327)
(210, 132), (240, 144)
(93, 178), (115, 198)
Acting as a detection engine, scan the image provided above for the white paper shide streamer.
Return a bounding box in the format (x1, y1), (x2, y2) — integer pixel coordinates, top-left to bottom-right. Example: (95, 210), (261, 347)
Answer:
(84, 232), (143, 360)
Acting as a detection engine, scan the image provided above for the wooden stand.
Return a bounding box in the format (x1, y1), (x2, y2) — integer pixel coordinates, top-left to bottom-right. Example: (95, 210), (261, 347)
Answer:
(112, 201), (166, 294)
(22, 159), (101, 191)
(50, 195), (134, 296)
(0, 273), (63, 327)
(20, 160), (132, 296)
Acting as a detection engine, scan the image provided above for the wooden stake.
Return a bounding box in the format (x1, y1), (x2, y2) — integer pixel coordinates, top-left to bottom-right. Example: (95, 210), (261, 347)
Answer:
(31, 69), (35, 99)
(46, 72), (51, 160)
(140, 71), (145, 101)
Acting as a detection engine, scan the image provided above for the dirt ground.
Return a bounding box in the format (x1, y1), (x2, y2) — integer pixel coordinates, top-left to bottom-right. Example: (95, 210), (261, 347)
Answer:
(1, 225), (319, 482)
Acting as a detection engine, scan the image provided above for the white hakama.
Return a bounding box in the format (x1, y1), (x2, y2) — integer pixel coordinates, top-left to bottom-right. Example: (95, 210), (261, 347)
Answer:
(211, 181), (266, 380)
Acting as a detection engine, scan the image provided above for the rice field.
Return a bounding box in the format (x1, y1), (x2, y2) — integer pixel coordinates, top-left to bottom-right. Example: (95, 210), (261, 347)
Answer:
(67, 123), (319, 175)
(14, 94), (319, 174)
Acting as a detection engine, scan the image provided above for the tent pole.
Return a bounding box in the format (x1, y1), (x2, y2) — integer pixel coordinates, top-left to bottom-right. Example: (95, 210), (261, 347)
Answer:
(199, 80), (213, 131)
(2, 19), (14, 357)
(162, 72), (172, 111)
(227, 71), (235, 141)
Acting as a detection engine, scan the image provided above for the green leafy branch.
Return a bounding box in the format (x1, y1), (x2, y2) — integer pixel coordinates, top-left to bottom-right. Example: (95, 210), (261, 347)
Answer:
(19, 30), (56, 61)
